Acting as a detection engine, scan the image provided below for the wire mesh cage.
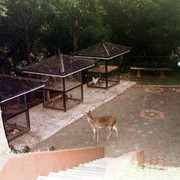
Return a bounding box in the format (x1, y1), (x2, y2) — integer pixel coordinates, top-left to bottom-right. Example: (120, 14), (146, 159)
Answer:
(42, 72), (83, 111)
(87, 58), (120, 89)
(1, 95), (30, 141)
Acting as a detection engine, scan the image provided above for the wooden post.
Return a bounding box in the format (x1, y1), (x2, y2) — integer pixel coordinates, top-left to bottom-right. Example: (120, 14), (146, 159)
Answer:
(62, 78), (66, 112)
(137, 70), (141, 78)
(160, 70), (165, 78)
(105, 60), (108, 89)
(0, 105), (9, 150)
(46, 91), (51, 103)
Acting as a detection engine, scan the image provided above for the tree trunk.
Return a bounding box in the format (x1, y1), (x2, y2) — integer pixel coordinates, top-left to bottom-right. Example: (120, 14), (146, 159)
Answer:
(73, 20), (79, 52)
(24, 26), (31, 65)
(0, 107), (9, 151)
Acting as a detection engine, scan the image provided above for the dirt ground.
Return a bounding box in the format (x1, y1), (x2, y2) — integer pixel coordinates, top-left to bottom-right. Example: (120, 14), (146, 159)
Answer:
(32, 85), (180, 167)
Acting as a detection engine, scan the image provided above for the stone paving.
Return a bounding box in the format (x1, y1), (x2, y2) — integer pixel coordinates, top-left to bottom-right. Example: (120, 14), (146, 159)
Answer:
(30, 84), (180, 168)
(10, 80), (135, 149)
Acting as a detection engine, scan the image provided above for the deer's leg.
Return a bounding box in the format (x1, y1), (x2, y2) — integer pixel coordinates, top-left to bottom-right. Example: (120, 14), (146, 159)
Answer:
(113, 125), (118, 137)
(106, 127), (113, 140)
(96, 129), (99, 142)
(92, 128), (96, 140)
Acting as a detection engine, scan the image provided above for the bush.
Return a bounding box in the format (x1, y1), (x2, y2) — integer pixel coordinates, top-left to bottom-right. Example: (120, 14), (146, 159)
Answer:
(118, 160), (180, 180)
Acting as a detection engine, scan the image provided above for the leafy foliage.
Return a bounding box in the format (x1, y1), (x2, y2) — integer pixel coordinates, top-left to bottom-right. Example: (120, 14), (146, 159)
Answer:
(102, 0), (180, 56)
(0, 0), (180, 74)
(118, 160), (180, 180)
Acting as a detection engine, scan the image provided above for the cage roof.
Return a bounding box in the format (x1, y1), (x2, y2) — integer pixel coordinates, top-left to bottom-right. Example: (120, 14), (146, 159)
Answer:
(0, 74), (45, 103)
(23, 54), (95, 77)
(75, 42), (131, 60)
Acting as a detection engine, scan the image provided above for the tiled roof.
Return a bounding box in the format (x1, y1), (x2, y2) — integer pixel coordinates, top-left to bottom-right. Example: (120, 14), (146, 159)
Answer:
(75, 42), (131, 59)
(23, 54), (95, 77)
(0, 74), (44, 103)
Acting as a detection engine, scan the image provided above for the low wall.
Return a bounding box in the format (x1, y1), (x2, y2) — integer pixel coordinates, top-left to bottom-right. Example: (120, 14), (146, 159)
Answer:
(0, 146), (105, 180)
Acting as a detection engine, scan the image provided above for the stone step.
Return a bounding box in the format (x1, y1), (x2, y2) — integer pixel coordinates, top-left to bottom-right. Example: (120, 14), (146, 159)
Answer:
(36, 157), (113, 180)
(65, 168), (104, 175)
(72, 166), (106, 173)
(79, 157), (112, 168)
(49, 172), (102, 180)
(37, 176), (62, 180)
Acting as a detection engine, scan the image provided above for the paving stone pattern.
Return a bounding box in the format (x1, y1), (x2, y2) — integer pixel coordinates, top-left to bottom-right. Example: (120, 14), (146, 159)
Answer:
(32, 85), (180, 167)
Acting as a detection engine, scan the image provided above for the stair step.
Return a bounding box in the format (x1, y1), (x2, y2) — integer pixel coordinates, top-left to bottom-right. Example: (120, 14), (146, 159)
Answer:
(91, 157), (113, 163)
(66, 168), (104, 175)
(79, 163), (107, 168)
(73, 166), (106, 172)
(49, 172), (102, 180)
(37, 176), (61, 180)
(36, 157), (113, 180)
(36, 176), (48, 180)
(80, 157), (112, 168)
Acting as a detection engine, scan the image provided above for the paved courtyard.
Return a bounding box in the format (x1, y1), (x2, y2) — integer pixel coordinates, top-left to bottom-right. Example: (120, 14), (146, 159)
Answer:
(11, 80), (135, 148)
(9, 81), (180, 167)
(30, 84), (180, 167)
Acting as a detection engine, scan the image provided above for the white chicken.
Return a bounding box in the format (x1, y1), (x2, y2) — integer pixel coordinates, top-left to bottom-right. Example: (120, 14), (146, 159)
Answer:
(92, 77), (99, 84)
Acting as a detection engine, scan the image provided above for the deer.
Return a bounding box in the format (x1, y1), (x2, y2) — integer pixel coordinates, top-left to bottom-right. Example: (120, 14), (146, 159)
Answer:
(85, 111), (118, 142)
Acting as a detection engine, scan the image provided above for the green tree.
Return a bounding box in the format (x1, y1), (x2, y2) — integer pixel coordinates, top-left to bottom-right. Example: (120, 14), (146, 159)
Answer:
(1, 0), (51, 66)
(1, 0), (180, 73)
(102, 0), (180, 56)
(61, 0), (109, 52)
(38, 0), (109, 53)
(0, 0), (6, 17)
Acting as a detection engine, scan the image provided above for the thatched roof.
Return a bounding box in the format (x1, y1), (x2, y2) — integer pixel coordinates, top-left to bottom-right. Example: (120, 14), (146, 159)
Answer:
(75, 42), (131, 60)
(23, 54), (95, 77)
(0, 74), (44, 103)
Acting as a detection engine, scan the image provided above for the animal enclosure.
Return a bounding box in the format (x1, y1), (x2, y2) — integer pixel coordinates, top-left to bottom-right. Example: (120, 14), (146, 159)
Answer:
(87, 58), (120, 89)
(42, 73), (83, 111)
(0, 74), (44, 141)
(23, 54), (95, 111)
(1, 96), (30, 141)
(75, 42), (131, 89)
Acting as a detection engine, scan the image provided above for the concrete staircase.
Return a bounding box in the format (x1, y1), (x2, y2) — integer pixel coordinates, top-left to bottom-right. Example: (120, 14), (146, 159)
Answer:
(37, 157), (113, 180)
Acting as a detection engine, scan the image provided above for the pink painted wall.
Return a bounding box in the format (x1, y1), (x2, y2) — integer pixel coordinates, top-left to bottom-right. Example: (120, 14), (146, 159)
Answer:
(0, 146), (105, 180)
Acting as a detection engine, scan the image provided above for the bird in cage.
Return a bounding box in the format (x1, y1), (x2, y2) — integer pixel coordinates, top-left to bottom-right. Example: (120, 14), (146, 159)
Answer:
(92, 77), (99, 84)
